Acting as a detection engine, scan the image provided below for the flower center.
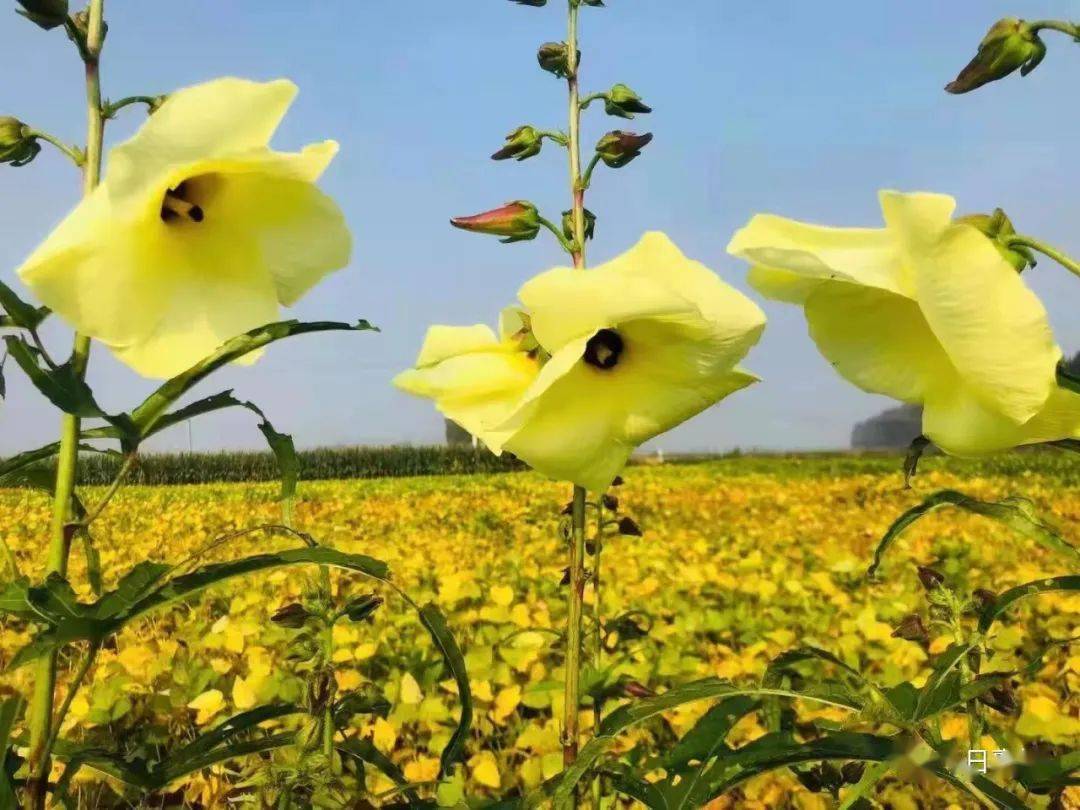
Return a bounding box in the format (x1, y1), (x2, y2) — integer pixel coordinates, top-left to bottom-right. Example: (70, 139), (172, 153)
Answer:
(160, 181), (204, 224)
(583, 329), (624, 370)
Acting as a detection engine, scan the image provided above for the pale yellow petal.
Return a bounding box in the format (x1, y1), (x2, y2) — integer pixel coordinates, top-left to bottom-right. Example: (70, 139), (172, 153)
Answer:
(728, 213), (905, 303)
(414, 325), (499, 368)
(878, 189), (956, 253)
(208, 169), (350, 306)
(914, 223), (1059, 424)
(924, 385), (1080, 456)
(803, 282), (955, 404)
(107, 78), (298, 201)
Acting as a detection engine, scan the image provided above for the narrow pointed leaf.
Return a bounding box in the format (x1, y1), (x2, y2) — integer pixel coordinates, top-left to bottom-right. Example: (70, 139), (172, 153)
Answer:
(419, 603), (473, 777)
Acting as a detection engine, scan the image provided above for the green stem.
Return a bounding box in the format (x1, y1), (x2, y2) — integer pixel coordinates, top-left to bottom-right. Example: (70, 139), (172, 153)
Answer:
(590, 497), (604, 810)
(562, 5), (590, 807)
(1008, 234), (1080, 280)
(1028, 20), (1079, 37)
(24, 130), (84, 167)
(562, 485), (587, 773)
(320, 567), (336, 766)
(579, 92), (605, 109)
(580, 154), (601, 191)
(39, 642), (100, 781)
(24, 3), (105, 807)
(538, 215), (577, 256)
(101, 95), (158, 119)
(78, 452), (136, 529)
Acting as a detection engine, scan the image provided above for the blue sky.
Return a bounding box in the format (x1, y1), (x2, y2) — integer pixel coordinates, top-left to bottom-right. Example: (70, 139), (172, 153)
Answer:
(2, 1), (1079, 454)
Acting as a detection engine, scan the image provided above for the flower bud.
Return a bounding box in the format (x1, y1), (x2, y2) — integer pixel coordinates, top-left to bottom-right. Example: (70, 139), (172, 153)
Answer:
(621, 680), (654, 699)
(580, 0), (606, 5)
(891, 613), (929, 644)
(956, 208), (1035, 272)
(492, 125), (544, 162)
(617, 516), (642, 536)
(971, 588), (997, 613)
(15, 0), (68, 30)
(0, 117), (39, 167)
(510, 0), (546, 5)
(562, 207), (596, 242)
(978, 683), (1018, 714)
(343, 594), (383, 623)
(537, 42), (578, 78)
(451, 201), (542, 244)
(916, 565), (945, 591)
(603, 84), (652, 119)
(946, 18), (1046, 94)
(271, 602), (311, 629)
(595, 130), (653, 168)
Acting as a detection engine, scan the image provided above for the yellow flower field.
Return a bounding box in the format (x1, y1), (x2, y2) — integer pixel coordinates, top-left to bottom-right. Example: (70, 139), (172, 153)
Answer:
(1, 456), (1077, 807)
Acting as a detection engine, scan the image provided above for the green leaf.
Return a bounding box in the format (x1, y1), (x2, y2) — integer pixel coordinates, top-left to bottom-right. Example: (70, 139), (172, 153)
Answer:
(130, 319), (376, 435)
(928, 764), (1029, 809)
(661, 695), (757, 770)
(868, 489), (1080, 576)
(138, 389), (254, 440)
(3, 337), (105, 419)
(254, 411), (298, 505)
(6, 547), (391, 669)
(419, 603), (473, 777)
(337, 738), (418, 802)
(0, 279), (49, 330)
(0, 696), (24, 808)
(535, 679), (863, 809)
(1016, 749), (1080, 792)
(913, 643), (973, 720)
(978, 575), (1080, 633)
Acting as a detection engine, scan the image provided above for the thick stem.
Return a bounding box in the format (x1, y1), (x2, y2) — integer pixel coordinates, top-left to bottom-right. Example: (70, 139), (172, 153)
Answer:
(566, 1), (587, 269)
(24, 5), (105, 806)
(562, 485), (588, 772)
(320, 565), (337, 767)
(1008, 234), (1080, 280)
(590, 497), (604, 810)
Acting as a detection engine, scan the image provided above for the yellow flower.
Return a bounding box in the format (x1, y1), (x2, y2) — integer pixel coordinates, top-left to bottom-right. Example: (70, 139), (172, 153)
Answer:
(393, 322), (541, 448)
(396, 233), (765, 491)
(17, 77), (351, 378)
(727, 190), (1078, 455)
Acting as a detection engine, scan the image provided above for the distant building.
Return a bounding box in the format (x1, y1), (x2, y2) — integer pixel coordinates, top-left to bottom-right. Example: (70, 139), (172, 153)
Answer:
(851, 404), (922, 450)
(445, 418), (476, 447)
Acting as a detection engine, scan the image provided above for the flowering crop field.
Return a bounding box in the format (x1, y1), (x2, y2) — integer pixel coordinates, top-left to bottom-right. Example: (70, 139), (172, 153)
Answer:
(1, 455), (1077, 808)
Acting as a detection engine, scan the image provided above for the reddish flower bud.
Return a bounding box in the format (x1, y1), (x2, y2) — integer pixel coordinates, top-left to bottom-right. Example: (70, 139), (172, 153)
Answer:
(892, 613), (929, 643)
(450, 201), (541, 244)
(492, 125), (544, 162)
(916, 565), (945, 591)
(617, 516), (642, 536)
(595, 130), (653, 168)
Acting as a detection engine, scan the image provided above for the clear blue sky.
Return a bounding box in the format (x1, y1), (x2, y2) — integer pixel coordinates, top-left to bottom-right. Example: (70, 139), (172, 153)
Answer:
(2, 1), (1079, 454)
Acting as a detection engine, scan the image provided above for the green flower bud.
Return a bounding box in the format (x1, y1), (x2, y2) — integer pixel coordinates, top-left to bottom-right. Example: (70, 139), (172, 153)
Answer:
(595, 130), (653, 168)
(492, 125), (544, 162)
(946, 18), (1046, 94)
(537, 42), (578, 78)
(956, 208), (1035, 272)
(603, 84), (652, 119)
(451, 201), (542, 244)
(270, 602), (311, 629)
(0, 117), (39, 167)
(562, 207), (596, 242)
(15, 0), (68, 30)
(343, 594), (383, 623)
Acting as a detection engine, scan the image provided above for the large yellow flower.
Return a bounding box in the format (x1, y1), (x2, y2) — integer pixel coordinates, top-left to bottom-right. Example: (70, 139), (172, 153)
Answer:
(17, 77), (351, 378)
(396, 233), (766, 491)
(727, 190), (1079, 455)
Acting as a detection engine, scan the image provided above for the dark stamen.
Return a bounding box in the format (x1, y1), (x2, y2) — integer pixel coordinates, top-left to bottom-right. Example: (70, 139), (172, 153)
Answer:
(160, 182), (204, 223)
(584, 329), (624, 370)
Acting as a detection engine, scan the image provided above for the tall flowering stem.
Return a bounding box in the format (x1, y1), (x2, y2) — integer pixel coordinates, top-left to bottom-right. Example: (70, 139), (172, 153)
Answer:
(561, 0), (590, 780)
(23, 3), (105, 806)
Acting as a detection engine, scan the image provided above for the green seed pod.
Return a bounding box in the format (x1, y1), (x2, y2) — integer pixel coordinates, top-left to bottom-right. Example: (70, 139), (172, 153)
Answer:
(492, 125), (544, 161)
(604, 84), (652, 119)
(0, 117), (39, 167)
(946, 18), (1046, 94)
(15, 0), (68, 30)
(595, 130), (653, 168)
(451, 201), (542, 244)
